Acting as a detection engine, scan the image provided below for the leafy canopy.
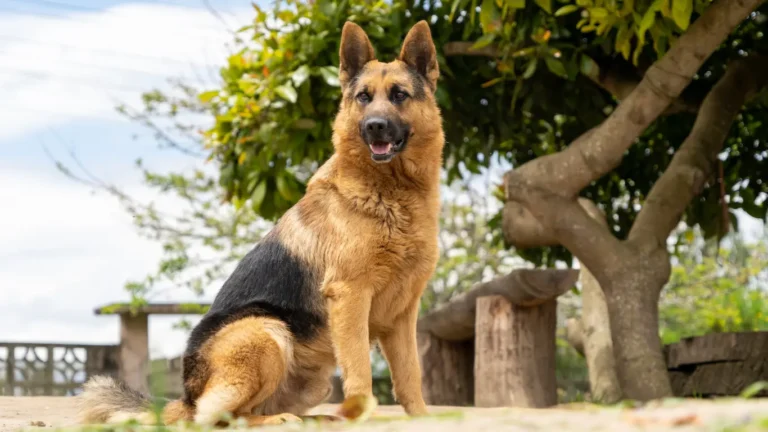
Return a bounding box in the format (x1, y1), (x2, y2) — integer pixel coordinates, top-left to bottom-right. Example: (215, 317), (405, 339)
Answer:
(192, 0), (767, 267)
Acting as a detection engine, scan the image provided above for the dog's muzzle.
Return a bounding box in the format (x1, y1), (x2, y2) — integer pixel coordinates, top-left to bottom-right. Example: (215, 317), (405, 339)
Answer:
(360, 116), (409, 163)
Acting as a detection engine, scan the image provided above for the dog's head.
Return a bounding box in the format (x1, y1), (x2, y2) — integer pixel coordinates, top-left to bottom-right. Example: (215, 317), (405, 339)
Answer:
(333, 21), (443, 165)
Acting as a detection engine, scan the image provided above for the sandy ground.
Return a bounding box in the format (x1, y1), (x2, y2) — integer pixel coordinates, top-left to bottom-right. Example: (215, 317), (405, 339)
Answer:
(1, 397), (767, 432)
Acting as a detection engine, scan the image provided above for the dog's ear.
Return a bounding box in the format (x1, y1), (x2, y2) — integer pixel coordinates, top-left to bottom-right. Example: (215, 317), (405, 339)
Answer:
(339, 22), (375, 89)
(398, 20), (439, 91)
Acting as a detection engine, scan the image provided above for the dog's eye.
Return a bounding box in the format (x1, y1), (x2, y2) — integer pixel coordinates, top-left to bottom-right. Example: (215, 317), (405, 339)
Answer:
(356, 92), (371, 103)
(393, 91), (408, 103)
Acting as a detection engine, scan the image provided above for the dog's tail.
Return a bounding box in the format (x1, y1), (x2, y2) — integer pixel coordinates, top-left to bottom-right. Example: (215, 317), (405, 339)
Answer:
(77, 376), (194, 425)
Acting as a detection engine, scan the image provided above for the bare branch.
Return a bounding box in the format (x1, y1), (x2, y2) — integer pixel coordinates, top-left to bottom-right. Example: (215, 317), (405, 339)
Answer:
(443, 41), (499, 57)
(629, 54), (768, 246)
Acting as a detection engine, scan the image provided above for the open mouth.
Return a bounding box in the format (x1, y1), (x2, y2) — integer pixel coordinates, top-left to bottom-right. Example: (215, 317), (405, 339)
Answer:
(368, 139), (405, 163)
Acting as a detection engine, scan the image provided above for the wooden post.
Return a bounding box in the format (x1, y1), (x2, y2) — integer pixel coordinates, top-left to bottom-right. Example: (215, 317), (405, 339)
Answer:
(474, 296), (557, 408)
(44, 347), (54, 395)
(5, 345), (14, 395)
(118, 312), (149, 394)
(417, 332), (474, 406)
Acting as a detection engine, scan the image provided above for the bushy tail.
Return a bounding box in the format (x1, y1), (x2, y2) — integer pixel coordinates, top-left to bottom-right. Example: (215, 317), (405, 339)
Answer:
(77, 376), (193, 425)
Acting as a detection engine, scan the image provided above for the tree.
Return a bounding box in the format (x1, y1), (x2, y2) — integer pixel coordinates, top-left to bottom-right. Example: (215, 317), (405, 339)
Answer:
(498, 0), (768, 401)
(60, 0), (768, 402)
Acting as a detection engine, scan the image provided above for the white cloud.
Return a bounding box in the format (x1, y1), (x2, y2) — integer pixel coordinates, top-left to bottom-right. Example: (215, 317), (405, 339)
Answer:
(0, 2), (250, 141)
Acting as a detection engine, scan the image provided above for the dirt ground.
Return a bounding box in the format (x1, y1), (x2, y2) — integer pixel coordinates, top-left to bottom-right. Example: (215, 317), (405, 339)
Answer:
(1, 396), (767, 432)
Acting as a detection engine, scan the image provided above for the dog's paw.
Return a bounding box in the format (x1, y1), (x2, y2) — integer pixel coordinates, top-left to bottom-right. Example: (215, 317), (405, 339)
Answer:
(336, 394), (378, 422)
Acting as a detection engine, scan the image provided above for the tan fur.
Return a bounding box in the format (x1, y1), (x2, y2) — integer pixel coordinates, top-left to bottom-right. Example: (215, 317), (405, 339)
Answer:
(78, 20), (442, 425)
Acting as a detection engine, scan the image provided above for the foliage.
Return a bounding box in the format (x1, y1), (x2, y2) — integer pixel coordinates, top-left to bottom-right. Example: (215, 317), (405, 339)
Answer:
(195, 0), (768, 268)
(659, 227), (768, 344)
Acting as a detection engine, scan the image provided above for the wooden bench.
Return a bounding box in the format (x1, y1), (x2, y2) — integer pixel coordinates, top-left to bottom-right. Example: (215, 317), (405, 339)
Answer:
(94, 303), (210, 393)
(416, 268), (579, 408)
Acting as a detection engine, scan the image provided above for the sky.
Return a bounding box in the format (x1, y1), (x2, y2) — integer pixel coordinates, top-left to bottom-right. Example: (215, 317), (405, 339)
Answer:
(0, 0), (256, 358)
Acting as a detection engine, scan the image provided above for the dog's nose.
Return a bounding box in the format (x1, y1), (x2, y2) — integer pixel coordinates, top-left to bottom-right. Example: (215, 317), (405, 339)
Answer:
(364, 117), (389, 134)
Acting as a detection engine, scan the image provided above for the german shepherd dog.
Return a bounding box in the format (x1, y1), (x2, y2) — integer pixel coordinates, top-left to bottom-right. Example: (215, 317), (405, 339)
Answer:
(78, 20), (443, 426)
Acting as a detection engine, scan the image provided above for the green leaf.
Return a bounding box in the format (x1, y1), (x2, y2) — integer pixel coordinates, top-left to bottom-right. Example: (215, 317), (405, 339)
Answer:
(480, 0), (501, 33)
(198, 90), (219, 103)
(471, 33), (497, 49)
(291, 65), (310, 88)
(545, 56), (568, 78)
(318, 66), (341, 87)
(740, 381), (768, 399)
(534, 0), (551, 13)
(275, 175), (293, 201)
(589, 7), (608, 19)
(449, 0), (465, 21)
(672, 0), (693, 30)
(508, 0), (526, 8)
(554, 4), (580, 16)
(275, 84), (298, 103)
(523, 58), (538, 79)
(251, 180), (267, 211)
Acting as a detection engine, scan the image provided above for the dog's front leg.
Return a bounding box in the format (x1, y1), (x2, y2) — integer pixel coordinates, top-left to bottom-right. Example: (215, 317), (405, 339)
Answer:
(378, 301), (428, 416)
(325, 281), (374, 400)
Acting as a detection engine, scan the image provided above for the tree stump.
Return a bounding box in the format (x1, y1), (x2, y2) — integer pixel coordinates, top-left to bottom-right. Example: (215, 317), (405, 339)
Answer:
(418, 332), (474, 406)
(474, 296), (557, 408)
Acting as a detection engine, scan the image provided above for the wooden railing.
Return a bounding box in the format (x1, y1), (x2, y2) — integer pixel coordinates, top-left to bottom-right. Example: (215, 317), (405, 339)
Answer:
(0, 342), (119, 396)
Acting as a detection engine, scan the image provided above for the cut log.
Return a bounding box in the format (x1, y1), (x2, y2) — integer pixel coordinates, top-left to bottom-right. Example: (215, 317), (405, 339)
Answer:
(474, 296), (557, 408)
(417, 332), (474, 406)
(665, 331), (768, 398)
(670, 358), (768, 397)
(665, 332), (768, 369)
(417, 269), (578, 341)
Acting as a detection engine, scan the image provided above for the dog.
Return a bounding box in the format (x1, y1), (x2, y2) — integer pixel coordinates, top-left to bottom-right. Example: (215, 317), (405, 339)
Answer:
(77, 20), (444, 427)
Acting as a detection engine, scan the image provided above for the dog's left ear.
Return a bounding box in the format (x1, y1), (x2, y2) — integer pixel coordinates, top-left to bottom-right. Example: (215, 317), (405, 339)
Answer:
(398, 20), (439, 91)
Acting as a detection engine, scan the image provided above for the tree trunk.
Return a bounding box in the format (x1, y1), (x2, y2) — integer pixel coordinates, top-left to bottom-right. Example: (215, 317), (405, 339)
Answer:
(580, 265), (623, 403)
(417, 332), (474, 406)
(576, 200), (622, 403)
(474, 296), (557, 408)
(599, 247), (673, 400)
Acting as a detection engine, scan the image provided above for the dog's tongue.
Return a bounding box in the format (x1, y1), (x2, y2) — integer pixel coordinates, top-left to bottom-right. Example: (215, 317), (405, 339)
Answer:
(370, 142), (392, 155)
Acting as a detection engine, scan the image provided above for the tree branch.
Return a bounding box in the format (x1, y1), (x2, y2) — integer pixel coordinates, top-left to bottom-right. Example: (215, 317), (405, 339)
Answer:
(505, 177), (623, 273)
(629, 54), (768, 246)
(507, 0), (762, 198)
(502, 0), (763, 248)
(443, 41), (499, 57)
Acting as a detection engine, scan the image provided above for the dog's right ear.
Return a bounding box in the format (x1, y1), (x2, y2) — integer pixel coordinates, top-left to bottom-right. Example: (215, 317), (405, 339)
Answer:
(339, 22), (375, 89)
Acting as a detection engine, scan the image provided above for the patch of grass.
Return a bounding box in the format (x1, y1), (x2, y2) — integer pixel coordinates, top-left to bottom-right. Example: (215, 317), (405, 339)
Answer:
(739, 381), (768, 399)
